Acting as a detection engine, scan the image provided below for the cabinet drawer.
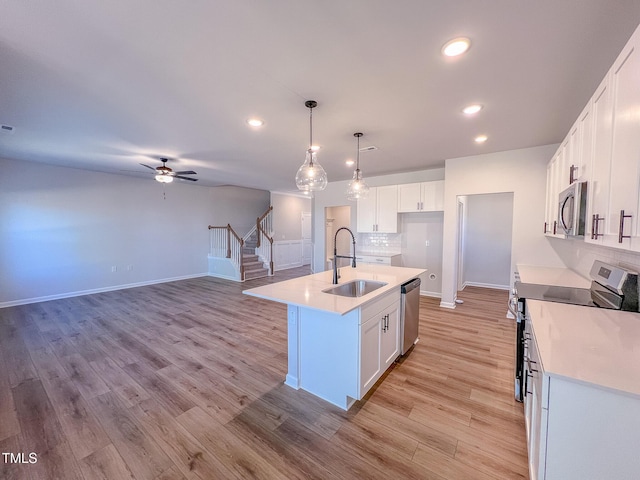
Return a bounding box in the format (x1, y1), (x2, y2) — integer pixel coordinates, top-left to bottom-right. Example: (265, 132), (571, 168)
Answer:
(360, 289), (400, 324)
(357, 255), (391, 265)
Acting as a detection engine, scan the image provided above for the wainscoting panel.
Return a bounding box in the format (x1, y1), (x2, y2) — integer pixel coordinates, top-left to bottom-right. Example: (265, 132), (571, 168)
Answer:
(274, 240), (303, 271)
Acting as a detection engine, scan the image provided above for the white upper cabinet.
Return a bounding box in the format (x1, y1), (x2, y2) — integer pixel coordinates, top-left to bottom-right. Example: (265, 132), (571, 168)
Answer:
(607, 32), (640, 251)
(397, 180), (444, 212)
(586, 74), (614, 245)
(551, 22), (640, 252)
(545, 149), (565, 237)
(356, 185), (398, 233)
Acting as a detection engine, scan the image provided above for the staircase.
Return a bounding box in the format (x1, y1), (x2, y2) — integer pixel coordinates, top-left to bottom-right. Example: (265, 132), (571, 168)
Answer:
(242, 230), (269, 280)
(207, 206), (274, 282)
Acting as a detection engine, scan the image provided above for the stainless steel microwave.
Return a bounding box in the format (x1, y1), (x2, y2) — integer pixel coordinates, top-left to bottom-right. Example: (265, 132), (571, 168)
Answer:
(558, 181), (587, 237)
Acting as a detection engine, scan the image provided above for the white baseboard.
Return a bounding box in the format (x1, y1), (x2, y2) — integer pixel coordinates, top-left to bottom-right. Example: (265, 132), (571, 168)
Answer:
(420, 290), (442, 298)
(439, 300), (457, 309)
(461, 281), (510, 291)
(0, 273), (209, 309)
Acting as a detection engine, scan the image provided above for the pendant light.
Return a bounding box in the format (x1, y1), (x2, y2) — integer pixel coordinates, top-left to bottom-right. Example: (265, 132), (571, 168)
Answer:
(295, 100), (328, 192)
(346, 132), (370, 201)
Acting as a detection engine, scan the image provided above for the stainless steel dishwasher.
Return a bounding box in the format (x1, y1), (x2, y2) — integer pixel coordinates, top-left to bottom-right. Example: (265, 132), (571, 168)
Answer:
(400, 278), (421, 355)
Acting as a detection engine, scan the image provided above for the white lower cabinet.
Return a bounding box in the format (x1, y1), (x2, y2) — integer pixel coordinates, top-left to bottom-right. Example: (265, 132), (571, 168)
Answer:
(525, 320), (640, 480)
(295, 289), (400, 410)
(359, 292), (400, 395)
(355, 254), (402, 266)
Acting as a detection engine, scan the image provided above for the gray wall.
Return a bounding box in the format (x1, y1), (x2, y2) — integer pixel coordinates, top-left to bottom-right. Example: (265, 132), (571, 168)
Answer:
(400, 212), (444, 296)
(271, 192), (311, 241)
(210, 185), (270, 236)
(462, 193), (514, 289)
(0, 157), (269, 306)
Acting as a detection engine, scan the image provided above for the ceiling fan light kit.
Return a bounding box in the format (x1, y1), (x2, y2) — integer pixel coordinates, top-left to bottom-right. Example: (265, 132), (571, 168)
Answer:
(346, 132), (370, 201)
(140, 158), (198, 183)
(295, 100), (328, 192)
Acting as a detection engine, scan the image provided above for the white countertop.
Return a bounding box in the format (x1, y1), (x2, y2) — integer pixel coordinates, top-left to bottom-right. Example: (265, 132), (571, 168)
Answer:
(527, 299), (640, 397)
(243, 265), (425, 315)
(517, 264), (591, 289)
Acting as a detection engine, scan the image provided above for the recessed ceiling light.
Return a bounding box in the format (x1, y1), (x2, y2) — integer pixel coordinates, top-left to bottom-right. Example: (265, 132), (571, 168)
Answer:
(247, 118), (264, 127)
(442, 37), (471, 57)
(462, 104), (483, 115)
(475, 134), (488, 143)
(345, 159), (355, 167)
(310, 145), (320, 152)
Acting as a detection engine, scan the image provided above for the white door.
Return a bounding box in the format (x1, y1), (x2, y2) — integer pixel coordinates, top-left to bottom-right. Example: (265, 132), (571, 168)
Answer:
(302, 212), (312, 265)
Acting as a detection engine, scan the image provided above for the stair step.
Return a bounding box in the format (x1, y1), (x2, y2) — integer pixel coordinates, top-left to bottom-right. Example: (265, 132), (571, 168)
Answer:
(244, 267), (268, 280)
(243, 254), (259, 262)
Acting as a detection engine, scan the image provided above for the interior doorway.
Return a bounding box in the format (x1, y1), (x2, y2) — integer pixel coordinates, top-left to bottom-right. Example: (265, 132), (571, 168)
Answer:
(457, 192), (514, 291)
(324, 206), (352, 271)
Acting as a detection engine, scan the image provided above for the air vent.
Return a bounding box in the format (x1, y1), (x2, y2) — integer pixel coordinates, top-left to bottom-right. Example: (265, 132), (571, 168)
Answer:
(359, 145), (377, 152)
(1, 124), (15, 134)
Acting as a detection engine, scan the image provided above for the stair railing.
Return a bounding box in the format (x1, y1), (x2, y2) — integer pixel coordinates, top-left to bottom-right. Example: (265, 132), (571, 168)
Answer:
(256, 206), (274, 275)
(208, 224), (245, 280)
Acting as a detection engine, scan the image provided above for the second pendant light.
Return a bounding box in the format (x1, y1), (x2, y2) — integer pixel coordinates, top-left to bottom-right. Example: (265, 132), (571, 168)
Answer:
(346, 132), (370, 201)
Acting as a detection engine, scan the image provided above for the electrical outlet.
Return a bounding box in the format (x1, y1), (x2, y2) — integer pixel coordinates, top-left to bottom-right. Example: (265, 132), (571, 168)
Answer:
(425, 240), (430, 247)
(127, 265), (133, 271)
(111, 266), (117, 272)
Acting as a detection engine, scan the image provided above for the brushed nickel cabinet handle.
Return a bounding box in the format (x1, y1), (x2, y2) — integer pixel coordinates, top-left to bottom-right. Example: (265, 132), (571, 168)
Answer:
(618, 210), (632, 243)
(544, 221), (548, 234)
(592, 214), (604, 239)
(553, 220), (557, 235)
(569, 164), (578, 184)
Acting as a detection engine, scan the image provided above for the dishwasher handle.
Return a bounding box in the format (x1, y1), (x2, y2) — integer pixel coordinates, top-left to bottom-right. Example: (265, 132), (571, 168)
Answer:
(401, 278), (421, 294)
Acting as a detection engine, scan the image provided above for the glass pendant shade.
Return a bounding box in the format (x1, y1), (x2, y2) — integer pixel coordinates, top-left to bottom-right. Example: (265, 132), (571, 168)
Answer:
(346, 169), (369, 200)
(296, 149), (328, 191)
(346, 132), (369, 201)
(296, 100), (328, 192)
(155, 174), (173, 183)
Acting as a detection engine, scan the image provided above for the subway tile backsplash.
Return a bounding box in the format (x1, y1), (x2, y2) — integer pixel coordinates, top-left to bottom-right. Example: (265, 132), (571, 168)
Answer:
(357, 233), (402, 254)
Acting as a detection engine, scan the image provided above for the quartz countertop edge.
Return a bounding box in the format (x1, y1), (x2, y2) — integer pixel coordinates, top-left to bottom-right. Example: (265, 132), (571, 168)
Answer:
(516, 264), (591, 289)
(243, 265), (426, 315)
(527, 299), (640, 398)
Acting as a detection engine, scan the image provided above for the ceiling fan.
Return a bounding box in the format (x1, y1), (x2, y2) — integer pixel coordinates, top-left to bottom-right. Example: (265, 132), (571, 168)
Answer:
(140, 158), (198, 183)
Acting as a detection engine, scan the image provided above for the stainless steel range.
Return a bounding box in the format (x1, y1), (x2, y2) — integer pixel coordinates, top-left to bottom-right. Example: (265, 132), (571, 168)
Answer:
(510, 260), (639, 402)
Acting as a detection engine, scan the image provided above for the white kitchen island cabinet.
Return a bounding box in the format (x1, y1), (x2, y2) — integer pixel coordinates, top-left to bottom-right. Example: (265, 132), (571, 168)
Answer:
(525, 300), (640, 480)
(243, 265), (424, 410)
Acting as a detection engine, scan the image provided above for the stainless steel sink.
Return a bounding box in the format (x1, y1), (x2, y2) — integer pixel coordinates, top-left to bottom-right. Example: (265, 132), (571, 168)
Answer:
(322, 280), (387, 297)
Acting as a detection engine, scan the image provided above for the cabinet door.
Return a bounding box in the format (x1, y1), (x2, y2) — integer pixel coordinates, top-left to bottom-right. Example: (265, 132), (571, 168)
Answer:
(421, 180), (445, 211)
(586, 74), (614, 245)
(357, 189), (378, 233)
(546, 152), (563, 237)
(577, 102), (593, 183)
(397, 183), (421, 212)
(608, 37), (640, 251)
(380, 302), (400, 368)
(567, 124), (580, 184)
(359, 315), (381, 395)
(376, 185), (398, 233)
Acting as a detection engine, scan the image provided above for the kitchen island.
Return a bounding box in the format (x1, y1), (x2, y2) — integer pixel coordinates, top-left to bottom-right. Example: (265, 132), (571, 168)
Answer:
(243, 265), (425, 410)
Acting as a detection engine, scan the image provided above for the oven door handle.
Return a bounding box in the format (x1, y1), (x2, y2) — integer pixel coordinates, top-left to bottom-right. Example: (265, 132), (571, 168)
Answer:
(508, 296), (518, 318)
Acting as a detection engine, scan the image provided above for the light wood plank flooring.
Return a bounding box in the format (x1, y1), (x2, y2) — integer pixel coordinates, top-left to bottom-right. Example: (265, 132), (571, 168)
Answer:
(1, 268), (528, 479)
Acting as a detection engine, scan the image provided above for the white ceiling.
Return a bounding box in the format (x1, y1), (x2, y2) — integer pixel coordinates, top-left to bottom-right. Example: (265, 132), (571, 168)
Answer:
(1, 1), (640, 191)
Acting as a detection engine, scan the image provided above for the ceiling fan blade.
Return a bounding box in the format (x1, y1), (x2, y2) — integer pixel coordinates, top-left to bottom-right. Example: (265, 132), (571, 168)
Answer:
(140, 163), (157, 171)
(173, 170), (197, 175)
(174, 175), (198, 181)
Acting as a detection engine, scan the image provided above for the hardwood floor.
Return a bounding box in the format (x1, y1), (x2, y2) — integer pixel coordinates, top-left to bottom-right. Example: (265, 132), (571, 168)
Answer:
(0, 268), (528, 479)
